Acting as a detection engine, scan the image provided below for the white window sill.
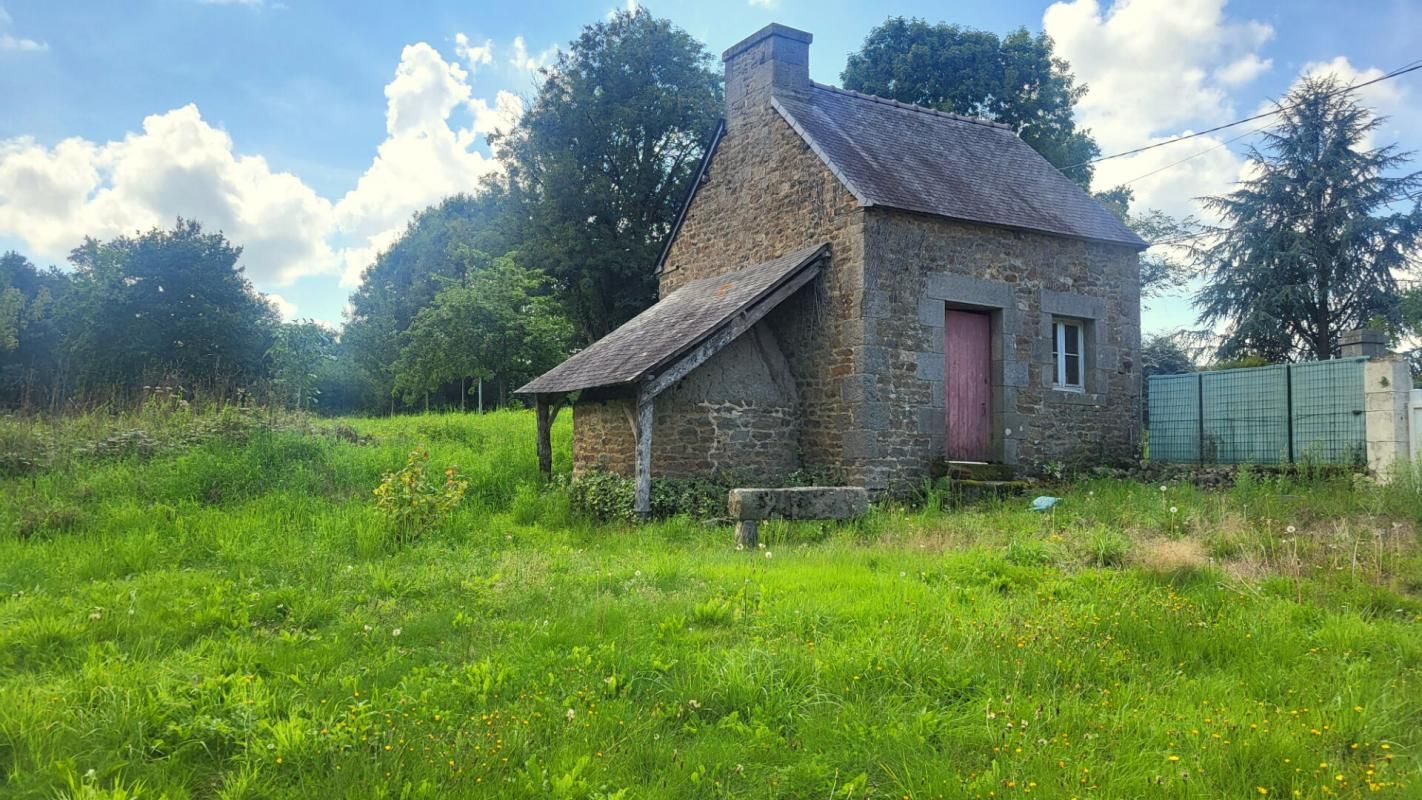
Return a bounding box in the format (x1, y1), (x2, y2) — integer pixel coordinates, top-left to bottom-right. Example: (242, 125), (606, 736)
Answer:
(1052, 384), (1086, 394)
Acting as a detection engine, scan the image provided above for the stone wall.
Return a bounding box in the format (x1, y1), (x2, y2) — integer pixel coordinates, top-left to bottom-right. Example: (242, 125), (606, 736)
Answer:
(860, 209), (1142, 489)
(571, 397), (636, 478)
(650, 324), (801, 479)
(571, 324), (803, 480)
(654, 44), (868, 483)
(1363, 356), (1413, 479)
(569, 25), (1143, 491)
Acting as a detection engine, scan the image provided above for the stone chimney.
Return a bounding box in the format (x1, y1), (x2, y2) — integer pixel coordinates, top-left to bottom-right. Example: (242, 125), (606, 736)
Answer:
(1339, 328), (1388, 359)
(722, 24), (812, 127)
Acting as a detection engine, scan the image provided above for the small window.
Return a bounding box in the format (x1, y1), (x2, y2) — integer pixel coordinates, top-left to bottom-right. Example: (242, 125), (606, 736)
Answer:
(1053, 320), (1084, 391)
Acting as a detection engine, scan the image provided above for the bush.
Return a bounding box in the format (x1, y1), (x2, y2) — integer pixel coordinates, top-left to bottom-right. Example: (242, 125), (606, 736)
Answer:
(569, 469), (636, 522)
(569, 470), (741, 522)
(372, 447), (469, 543)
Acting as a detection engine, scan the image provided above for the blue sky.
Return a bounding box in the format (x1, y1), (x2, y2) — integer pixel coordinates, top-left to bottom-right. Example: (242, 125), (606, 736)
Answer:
(1, 0), (1419, 332)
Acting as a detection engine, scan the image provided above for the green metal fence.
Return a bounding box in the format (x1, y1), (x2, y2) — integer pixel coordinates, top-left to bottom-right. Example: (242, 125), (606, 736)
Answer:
(1147, 358), (1367, 465)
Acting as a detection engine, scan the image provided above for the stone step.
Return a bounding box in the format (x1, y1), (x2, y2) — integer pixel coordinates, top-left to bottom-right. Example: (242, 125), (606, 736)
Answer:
(944, 461), (1017, 482)
(935, 477), (1031, 501)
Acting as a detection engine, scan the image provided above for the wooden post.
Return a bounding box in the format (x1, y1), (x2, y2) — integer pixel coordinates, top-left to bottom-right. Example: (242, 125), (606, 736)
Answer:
(536, 394), (553, 478)
(634, 387), (654, 519)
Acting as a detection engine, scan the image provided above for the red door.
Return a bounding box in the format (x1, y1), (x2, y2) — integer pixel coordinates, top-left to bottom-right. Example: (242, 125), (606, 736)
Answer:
(945, 309), (992, 461)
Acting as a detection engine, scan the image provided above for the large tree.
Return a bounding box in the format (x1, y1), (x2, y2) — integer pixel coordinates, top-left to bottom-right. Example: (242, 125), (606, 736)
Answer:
(498, 8), (722, 342)
(1141, 333), (1195, 379)
(842, 17), (1099, 187)
(64, 219), (279, 393)
(0, 251), (72, 408)
(1195, 77), (1422, 362)
(1396, 285), (1422, 384)
(1094, 186), (1194, 301)
(266, 320), (336, 411)
(342, 191), (518, 406)
(393, 254), (571, 410)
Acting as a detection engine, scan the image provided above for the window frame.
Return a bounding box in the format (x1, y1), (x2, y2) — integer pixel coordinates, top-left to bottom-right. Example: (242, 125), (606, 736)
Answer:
(1052, 319), (1085, 392)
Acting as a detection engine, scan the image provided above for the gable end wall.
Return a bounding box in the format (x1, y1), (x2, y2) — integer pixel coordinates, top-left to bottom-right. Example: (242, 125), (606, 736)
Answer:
(648, 100), (869, 483)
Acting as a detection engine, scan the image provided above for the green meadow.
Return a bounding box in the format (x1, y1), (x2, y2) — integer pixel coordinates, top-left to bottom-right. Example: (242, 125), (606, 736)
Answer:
(1, 408), (1420, 799)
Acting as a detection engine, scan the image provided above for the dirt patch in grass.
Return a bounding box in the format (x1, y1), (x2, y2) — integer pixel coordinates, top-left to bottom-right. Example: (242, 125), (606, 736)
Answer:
(1134, 538), (1210, 575)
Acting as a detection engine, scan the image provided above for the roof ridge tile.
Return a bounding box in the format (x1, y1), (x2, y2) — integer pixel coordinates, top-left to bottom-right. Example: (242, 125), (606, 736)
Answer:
(808, 82), (1013, 131)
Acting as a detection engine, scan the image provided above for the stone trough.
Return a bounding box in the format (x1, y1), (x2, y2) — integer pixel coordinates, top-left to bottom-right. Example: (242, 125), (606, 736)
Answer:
(727, 486), (869, 548)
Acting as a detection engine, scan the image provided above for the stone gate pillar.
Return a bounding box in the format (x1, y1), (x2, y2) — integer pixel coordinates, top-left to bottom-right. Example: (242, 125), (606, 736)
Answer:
(1363, 355), (1412, 479)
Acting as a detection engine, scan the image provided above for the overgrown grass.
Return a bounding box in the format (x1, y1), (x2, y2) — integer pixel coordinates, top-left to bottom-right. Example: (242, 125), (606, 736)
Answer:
(1, 410), (1419, 798)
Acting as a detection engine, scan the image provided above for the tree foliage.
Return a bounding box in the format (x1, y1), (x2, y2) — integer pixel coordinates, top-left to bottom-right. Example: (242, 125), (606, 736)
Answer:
(0, 252), (71, 408)
(393, 255), (572, 409)
(498, 8), (722, 342)
(842, 17), (1099, 187)
(267, 321), (336, 411)
(1094, 186), (1194, 301)
(1141, 333), (1195, 378)
(340, 10), (720, 411)
(343, 192), (519, 405)
(1397, 285), (1422, 385)
(1195, 77), (1422, 362)
(64, 219), (279, 393)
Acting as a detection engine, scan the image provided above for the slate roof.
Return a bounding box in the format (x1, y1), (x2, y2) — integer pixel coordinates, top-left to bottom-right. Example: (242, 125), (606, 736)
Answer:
(517, 243), (828, 395)
(771, 84), (1147, 250)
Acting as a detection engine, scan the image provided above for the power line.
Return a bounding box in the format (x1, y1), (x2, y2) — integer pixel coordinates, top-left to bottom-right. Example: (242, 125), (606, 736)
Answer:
(1147, 188), (1422, 248)
(1066, 59), (1422, 171)
(1116, 58), (1422, 187)
(1116, 120), (1275, 187)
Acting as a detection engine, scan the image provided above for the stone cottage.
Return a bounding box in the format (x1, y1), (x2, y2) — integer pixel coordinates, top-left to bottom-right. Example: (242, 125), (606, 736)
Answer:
(518, 23), (1147, 514)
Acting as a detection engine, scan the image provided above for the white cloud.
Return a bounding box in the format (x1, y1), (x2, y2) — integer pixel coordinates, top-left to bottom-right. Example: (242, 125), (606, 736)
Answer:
(454, 33), (493, 71)
(1090, 133), (1249, 223)
(608, 0), (640, 18)
(0, 5), (47, 52)
(1045, 0), (1274, 154)
(1215, 53), (1271, 86)
(383, 42), (472, 136)
(471, 90), (524, 137)
(0, 33), (45, 52)
(267, 292), (297, 320)
(0, 38), (526, 293)
(509, 35), (557, 73)
(1043, 0), (1278, 218)
(333, 42), (511, 286)
(1293, 56), (1417, 144)
(0, 106), (337, 285)
(747, 0), (780, 7)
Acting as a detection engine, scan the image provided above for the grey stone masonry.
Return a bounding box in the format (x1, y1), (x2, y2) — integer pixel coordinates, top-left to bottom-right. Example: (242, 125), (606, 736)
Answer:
(728, 486), (870, 521)
(565, 22), (1143, 495)
(1364, 356), (1412, 479)
(728, 485), (868, 549)
(1341, 329), (1388, 359)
